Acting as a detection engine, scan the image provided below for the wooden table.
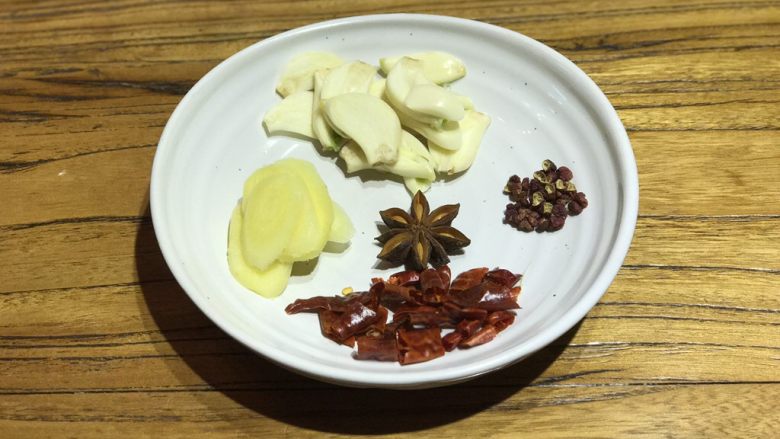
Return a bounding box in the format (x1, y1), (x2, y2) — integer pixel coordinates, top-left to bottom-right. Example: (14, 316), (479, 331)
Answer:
(2, 1), (778, 437)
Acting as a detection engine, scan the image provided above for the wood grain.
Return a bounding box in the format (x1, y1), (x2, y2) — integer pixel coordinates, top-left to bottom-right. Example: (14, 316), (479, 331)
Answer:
(1, 0), (779, 437)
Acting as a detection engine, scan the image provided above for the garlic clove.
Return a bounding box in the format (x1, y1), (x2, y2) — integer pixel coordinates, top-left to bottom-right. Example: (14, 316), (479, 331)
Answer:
(429, 111), (491, 174)
(385, 58), (425, 111)
(320, 61), (377, 101)
(338, 140), (372, 173)
(262, 91), (315, 139)
(339, 131), (434, 180)
(379, 130), (435, 180)
(312, 69), (344, 151)
(385, 57), (465, 127)
(398, 111), (462, 151)
(368, 78), (386, 98)
(324, 93), (401, 165)
(385, 58), (444, 127)
(276, 51), (344, 97)
(404, 83), (465, 122)
(380, 51), (466, 84)
(456, 93), (474, 110)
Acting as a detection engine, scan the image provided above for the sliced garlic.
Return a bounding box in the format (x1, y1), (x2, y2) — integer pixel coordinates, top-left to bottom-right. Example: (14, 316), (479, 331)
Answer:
(339, 131), (434, 180)
(457, 94), (474, 110)
(385, 58), (442, 126)
(380, 51), (466, 84)
(265, 51), (490, 193)
(338, 141), (372, 173)
(398, 111), (462, 151)
(276, 51), (344, 97)
(320, 61), (377, 101)
(324, 93), (401, 166)
(429, 111), (491, 174)
(368, 78), (386, 98)
(312, 69), (343, 151)
(388, 131), (435, 180)
(385, 57), (465, 127)
(262, 91), (315, 139)
(405, 83), (465, 122)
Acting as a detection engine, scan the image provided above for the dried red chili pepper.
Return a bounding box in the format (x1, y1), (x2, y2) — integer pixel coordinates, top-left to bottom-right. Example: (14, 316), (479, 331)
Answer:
(397, 327), (445, 365)
(450, 267), (490, 292)
(460, 325), (498, 348)
(355, 336), (397, 362)
(286, 265), (522, 365)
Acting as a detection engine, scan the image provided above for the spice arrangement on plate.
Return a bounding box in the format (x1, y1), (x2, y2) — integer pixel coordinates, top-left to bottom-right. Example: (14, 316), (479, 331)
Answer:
(227, 51), (592, 361)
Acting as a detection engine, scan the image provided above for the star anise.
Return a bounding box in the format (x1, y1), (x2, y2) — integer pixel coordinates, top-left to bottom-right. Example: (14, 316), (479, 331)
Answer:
(375, 191), (471, 270)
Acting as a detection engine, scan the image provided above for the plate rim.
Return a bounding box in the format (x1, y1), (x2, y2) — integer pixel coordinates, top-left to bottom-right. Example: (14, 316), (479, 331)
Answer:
(150, 13), (639, 388)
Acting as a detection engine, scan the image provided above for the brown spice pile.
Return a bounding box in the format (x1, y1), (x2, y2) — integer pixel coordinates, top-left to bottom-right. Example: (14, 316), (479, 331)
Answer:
(503, 159), (588, 232)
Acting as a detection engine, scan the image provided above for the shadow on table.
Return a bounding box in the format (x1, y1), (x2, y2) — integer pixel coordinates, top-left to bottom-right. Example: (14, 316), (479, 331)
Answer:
(137, 204), (581, 434)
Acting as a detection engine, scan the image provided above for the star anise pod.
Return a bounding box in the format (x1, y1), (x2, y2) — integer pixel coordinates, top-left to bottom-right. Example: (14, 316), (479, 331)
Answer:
(375, 191), (471, 270)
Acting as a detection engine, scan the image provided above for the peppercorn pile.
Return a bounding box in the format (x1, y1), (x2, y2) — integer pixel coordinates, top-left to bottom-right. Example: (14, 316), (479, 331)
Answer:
(503, 160), (588, 232)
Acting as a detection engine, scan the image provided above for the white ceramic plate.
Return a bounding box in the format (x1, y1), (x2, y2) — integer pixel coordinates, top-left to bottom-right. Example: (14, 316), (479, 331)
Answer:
(151, 14), (638, 389)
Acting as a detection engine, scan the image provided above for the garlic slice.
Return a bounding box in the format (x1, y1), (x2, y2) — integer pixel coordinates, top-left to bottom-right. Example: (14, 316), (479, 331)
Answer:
(276, 51), (344, 97)
(390, 131), (435, 180)
(429, 111), (491, 174)
(380, 51), (466, 84)
(320, 61), (377, 101)
(368, 78), (386, 98)
(398, 111), (462, 151)
(338, 141), (372, 173)
(385, 57), (465, 127)
(312, 69), (343, 151)
(324, 93), (401, 165)
(405, 83), (465, 122)
(339, 131), (434, 180)
(262, 91), (315, 139)
(456, 94), (474, 110)
(385, 58), (442, 126)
